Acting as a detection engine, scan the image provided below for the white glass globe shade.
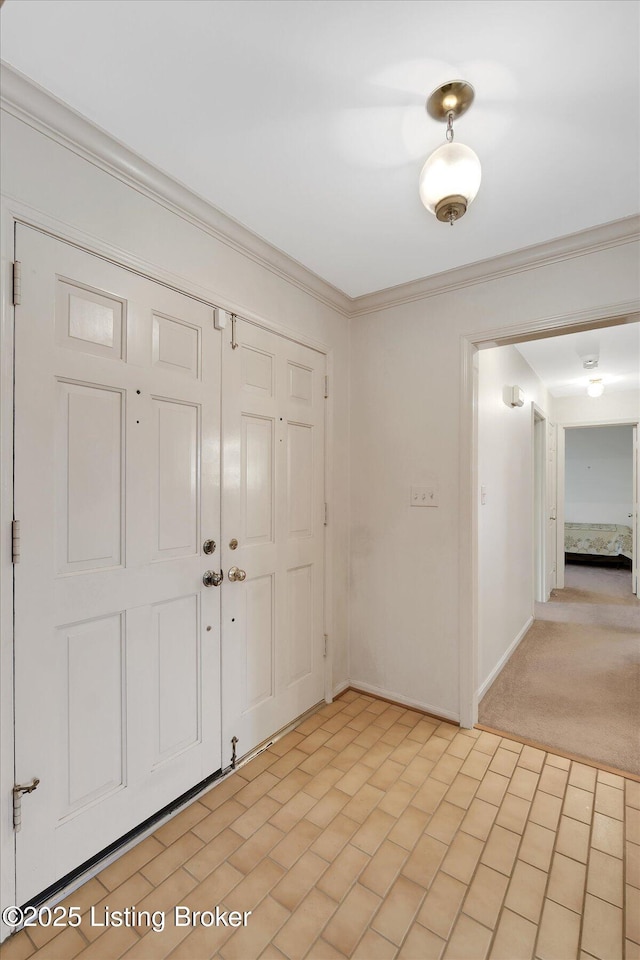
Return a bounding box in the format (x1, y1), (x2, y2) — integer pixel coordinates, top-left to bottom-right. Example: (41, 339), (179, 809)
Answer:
(419, 141), (482, 214)
(587, 379), (604, 398)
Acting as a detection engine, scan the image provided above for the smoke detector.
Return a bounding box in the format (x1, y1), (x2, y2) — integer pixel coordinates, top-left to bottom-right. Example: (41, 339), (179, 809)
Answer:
(582, 356), (599, 370)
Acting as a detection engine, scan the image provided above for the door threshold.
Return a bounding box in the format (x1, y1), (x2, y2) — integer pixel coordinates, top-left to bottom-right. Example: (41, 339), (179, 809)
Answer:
(229, 698), (327, 771)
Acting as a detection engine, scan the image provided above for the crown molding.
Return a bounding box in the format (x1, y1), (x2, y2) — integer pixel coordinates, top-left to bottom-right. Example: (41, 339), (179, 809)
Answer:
(349, 215), (640, 317)
(2, 62), (639, 321)
(0, 62), (352, 317)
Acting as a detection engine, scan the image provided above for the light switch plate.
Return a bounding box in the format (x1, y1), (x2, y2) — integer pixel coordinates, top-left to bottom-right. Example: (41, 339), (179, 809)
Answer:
(410, 483), (439, 507)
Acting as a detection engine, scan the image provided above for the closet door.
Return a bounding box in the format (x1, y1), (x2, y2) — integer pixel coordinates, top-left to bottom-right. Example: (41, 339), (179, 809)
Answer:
(13, 225), (222, 902)
(221, 318), (326, 765)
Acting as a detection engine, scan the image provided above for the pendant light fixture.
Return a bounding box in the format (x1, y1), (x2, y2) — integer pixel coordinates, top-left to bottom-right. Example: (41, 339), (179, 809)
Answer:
(419, 80), (481, 225)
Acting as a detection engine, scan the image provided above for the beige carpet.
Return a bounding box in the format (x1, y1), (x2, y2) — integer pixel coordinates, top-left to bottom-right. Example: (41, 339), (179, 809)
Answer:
(479, 565), (640, 776)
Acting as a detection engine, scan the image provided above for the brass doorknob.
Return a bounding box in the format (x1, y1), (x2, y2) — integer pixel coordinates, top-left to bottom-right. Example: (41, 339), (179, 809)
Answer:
(228, 566), (247, 582)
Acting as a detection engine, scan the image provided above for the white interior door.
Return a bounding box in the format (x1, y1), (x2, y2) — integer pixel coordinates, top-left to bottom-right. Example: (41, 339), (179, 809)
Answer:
(221, 318), (326, 765)
(13, 225), (222, 903)
(555, 425), (566, 590)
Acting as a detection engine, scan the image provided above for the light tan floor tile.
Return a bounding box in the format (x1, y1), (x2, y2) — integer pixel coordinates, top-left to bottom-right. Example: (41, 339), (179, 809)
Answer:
(626, 779), (640, 809)
(226, 823), (283, 875)
(269, 791), (317, 832)
(268, 730), (305, 756)
(185, 827), (244, 881)
(445, 773), (479, 810)
(418, 737), (450, 762)
(590, 811), (623, 859)
(538, 763), (569, 799)
(390, 739), (424, 766)
(259, 945), (288, 959)
(235, 771), (280, 807)
(23, 928), (85, 960)
(306, 788), (350, 828)
(480, 824), (520, 876)
(81, 874), (154, 943)
(430, 754), (464, 786)
(528, 790), (563, 830)
(322, 883), (381, 956)
(440, 832), (484, 884)
(489, 748), (519, 778)
(462, 863), (508, 929)
(517, 821), (555, 871)
(406, 720), (437, 743)
(536, 898), (581, 960)
(271, 850), (328, 911)
(563, 785), (595, 824)
(435, 723), (459, 742)
(425, 801), (466, 844)
(554, 815), (590, 864)
(411, 777), (448, 814)
(341, 784), (384, 824)
(310, 813), (359, 862)
(446, 734), (474, 761)
(581, 893), (623, 960)
(517, 745), (545, 773)
(140, 830), (204, 886)
(302, 767), (343, 800)
(594, 782), (624, 820)
(417, 870), (466, 940)
(625, 939), (640, 960)
(402, 834), (447, 889)
(186, 860), (245, 911)
(398, 923), (445, 959)
(153, 801), (210, 846)
(317, 843), (369, 902)
(495, 793), (531, 834)
(489, 907), (537, 960)
(359, 840), (408, 898)
(507, 767), (539, 801)
(460, 750), (492, 781)
(597, 769), (624, 790)
(547, 852), (586, 913)
(627, 806), (640, 844)
(475, 771), (510, 807)
(267, 747), (307, 779)
(220, 895), (289, 960)
(387, 805), (430, 851)
(331, 744), (367, 773)
(626, 884), (640, 944)
(271, 820), (321, 869)
(442, 913), (492, 959)
(359, 741), (394, 770)
(371, 875), (425, 945)
(587, 848), (623, 907)
(352, 808), (395, 855)
(460, 797), (498, 841)
(97, 836), (164, 891)
(232, 796), (281, 839)
(627, 841), (640, 889)
(474, 731), (502, 756)
(503, 860), (547, 923)
(269, 769), (314, 804)
(381, 724), (409, 747)
(191, 798), (246, 843)
(569, 762), (597, 792)
(401, 755), (436, 786)
(73, 924), (138, 959)
(334, 762), (373, 797)
(323, 728), (359, 754)
(0, 933), (35, 960)
(377, 780), (419, 818)
(200, 772), (249, 809)
(298, 728), (333, 754)
(272, 888), (337, 959)
(498, 736), (522, 753)
(305, 937), (347, 959)
(300, 746), (339, 776)
(545, 753), (570, 770)
(367, 759), (406, 790)
(352, 929), (398, 959)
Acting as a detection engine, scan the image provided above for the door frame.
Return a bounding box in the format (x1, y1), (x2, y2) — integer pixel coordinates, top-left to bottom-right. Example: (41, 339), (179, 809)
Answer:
(556, 419), (640, 594)
(532, 405), (548, 603)
(458, 300), (640, 729)
(0, 201), (335, 923)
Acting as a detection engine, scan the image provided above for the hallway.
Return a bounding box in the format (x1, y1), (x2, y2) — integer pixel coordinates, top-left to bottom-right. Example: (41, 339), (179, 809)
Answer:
(479, 566), (640, 775)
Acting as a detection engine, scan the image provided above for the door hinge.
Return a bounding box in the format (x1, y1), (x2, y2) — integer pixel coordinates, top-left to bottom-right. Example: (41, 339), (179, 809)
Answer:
(324, 375), (329, 399)
(324, 502), (328, 526)
(12, 520), (21, 564)
(13, 261), (22, 306)
(13, 778), (40, 831)
(323, 634), (328, 658)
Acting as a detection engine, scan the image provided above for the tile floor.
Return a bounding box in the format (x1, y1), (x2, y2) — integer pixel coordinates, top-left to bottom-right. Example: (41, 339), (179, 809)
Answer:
(3, 690), (639, 959)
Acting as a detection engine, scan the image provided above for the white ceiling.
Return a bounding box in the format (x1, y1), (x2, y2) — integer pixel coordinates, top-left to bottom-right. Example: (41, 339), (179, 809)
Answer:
(515, 322), (640, 398)
(1, 0), (639, 298)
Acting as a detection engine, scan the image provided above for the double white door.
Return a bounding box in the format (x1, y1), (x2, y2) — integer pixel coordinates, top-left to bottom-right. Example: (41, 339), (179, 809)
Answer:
(13, 226), (325, 903)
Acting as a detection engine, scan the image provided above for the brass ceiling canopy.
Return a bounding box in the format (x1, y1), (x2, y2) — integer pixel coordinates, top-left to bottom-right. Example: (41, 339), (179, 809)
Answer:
(426, 80), (475, 122)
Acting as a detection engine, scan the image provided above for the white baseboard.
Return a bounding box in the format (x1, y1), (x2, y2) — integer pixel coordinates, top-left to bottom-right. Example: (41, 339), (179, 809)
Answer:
(332, 679), (350, 698)
(477, 616), (534, 700)
(345, 678), (459, 723)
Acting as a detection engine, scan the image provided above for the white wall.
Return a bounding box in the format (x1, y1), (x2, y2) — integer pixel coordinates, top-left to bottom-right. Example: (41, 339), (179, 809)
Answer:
(349, 242), (640, 720)
(553, 389), (640, 425)
(565, 425), (633, 525)
(477, 346), (550, 694)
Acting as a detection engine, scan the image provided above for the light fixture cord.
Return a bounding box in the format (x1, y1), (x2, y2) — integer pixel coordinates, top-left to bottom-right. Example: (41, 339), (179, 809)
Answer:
(446, 111), (454, 142)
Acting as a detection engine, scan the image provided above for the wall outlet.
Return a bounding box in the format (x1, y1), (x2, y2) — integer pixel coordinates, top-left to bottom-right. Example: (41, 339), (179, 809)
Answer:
(410, 484), (439, 507)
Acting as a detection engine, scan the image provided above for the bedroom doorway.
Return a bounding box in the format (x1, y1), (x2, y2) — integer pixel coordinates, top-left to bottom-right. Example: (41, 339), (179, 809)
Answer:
(556, 422), (639, 598)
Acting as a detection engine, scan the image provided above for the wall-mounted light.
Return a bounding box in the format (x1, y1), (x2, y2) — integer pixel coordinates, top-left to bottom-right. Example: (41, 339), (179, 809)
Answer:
(509, 385), (525, 407)
(419, 80), (481, 226)
(587, 378), (604, 398)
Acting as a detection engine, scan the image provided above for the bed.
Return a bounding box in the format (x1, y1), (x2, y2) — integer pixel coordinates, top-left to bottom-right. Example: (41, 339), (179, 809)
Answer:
(564, 522), (633, 567)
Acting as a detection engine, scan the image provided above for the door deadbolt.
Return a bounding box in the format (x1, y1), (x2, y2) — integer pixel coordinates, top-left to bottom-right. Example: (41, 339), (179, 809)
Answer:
(203, 570), (223, 587)
(229, 538), (238, 550)
(203, 539), (216, 555)
(228, 566), (247, 582)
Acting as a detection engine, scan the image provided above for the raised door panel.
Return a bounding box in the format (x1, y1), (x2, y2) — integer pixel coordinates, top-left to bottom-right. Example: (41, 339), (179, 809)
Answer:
(241, 345), (274, 398)
(243, 575), (275, 712)
(288, 423), (314, 539)
(151, 399), (199, 560)
(152, 313), (200, 379)
(56, 279), (125, 361)
(242, 415), (274, 545)
(287, 565), (313, 686)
